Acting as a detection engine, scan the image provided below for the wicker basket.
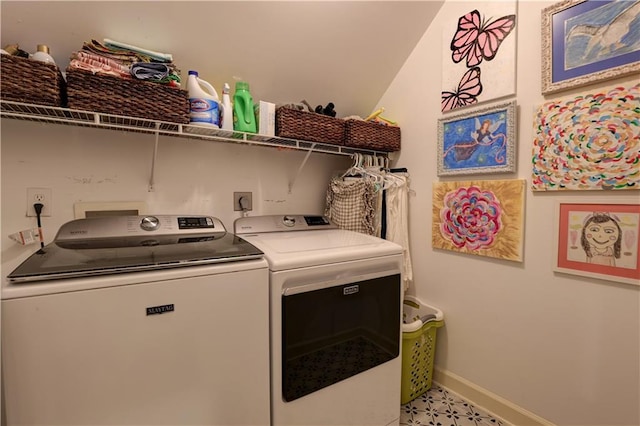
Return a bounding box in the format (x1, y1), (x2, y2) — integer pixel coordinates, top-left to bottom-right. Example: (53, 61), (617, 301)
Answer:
(344, 119), (401, 152)
(0, 54), (67, 107)
(66, 67), (189, 124)
(276, 107), (345, 145)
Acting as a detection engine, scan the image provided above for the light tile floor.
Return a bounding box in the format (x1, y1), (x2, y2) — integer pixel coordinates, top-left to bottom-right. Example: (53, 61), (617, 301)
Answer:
(400, 384), (508, 426)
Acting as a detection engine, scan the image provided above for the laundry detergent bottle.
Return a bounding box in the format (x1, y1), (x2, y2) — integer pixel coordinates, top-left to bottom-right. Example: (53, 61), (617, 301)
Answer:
(187, 70), (220, 127)
(233, 81), (257, 133)
(220, 83), (233, 131)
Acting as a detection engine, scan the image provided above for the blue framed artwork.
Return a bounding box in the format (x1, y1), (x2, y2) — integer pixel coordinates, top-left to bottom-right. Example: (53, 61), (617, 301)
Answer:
(542, 0), (640, 95)
(437, 100), (516, 176)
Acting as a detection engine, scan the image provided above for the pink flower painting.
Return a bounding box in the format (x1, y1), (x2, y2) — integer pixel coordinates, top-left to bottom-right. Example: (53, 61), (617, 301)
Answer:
(439, 186), (502, 250)
(433, 179), (525, 262)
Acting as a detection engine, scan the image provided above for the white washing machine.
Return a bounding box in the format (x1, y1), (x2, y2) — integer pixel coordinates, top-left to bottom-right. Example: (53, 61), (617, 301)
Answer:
(235, 214), (404, 426)
(2, 215), (270, 426)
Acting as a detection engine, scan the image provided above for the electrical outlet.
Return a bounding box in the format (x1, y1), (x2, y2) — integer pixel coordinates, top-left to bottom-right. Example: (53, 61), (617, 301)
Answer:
(233, 192), (253, 211)
(26, 187), (52, 217)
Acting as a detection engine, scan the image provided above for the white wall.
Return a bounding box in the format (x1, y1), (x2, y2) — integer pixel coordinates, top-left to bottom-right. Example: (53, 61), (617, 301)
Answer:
(378, 1), (639, 425)
(2, 2), (639, 425)
(1, 120), (350, 275)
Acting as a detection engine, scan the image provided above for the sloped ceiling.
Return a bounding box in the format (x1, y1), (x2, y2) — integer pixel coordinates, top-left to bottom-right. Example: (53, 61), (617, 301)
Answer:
(1, 1), (443, 118)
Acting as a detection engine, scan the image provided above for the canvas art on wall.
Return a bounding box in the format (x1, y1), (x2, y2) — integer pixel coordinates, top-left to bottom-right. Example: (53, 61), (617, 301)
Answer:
(542, 0), (640, 95)
(437, 100), (516, 176)
(532, 83), (640, 191)
(441, 2), (517, 113)
(554, 200), (640, 286)
(432, 179), (525, 262)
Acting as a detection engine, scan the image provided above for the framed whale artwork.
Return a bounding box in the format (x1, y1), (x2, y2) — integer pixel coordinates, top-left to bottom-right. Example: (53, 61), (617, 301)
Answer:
(541, 0), (640, 94)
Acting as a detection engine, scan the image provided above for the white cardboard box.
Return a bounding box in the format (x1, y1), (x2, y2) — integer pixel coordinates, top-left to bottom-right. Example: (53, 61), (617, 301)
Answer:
(258, 101), (276, 136)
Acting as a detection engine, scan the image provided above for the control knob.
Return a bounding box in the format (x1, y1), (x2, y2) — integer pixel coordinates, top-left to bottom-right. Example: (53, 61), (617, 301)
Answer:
(282, 216), (296, 227)
(140, 216), (160, 231)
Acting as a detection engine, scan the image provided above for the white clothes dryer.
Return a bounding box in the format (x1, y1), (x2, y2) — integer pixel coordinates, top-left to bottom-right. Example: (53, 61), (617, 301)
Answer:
(235, 214), (404, 426)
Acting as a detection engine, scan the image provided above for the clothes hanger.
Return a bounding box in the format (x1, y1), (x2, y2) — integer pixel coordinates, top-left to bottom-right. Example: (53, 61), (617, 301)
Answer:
(362, 154), (389, 189)
(340, 153), (387, 191)
(358, 154), (404, 190)
(342, 153), (373, 177)
(341, 153), (366, 178)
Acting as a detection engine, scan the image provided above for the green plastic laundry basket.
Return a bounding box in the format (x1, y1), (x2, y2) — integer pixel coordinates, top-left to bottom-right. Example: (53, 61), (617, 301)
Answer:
(400, 295), (444, 405)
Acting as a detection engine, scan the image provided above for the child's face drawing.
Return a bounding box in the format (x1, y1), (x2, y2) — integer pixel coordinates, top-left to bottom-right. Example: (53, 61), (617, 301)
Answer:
(585, 219), (620, 249)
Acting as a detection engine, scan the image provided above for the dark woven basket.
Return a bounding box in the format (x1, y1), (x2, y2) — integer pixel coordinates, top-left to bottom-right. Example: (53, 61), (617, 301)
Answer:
(66, 67), (189, 124)
(276, 107), (345, 145)
(0, 54), (66, 107)
(344, 119), (401, 152)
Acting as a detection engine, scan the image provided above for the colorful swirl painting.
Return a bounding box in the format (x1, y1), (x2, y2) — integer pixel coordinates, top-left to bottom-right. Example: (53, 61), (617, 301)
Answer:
(532, 83), (640, 191)
(432, 179), (525, 262)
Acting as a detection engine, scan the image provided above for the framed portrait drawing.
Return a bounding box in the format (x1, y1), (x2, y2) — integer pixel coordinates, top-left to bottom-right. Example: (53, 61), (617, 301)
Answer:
(437, 100), (516, 177)
(553, 199), (640, 286)
(541, 0), (640, 95)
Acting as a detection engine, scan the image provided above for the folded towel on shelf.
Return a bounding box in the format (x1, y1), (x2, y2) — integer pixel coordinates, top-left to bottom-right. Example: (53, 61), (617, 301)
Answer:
(68, 58), (131, 79)
(82, 39), (143, 64)
(74, 39), (181, 85)
(131, 62), (170, 79)
(72, 51), (130, 74)
(104, 38), (173, 63)
(130, 62), (180, 85)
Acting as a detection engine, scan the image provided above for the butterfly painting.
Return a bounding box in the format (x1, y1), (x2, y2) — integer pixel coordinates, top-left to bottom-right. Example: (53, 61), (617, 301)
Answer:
(451, 10), (517, 68)
(441, 2), (517, 113)
(441, 67), (483, 113)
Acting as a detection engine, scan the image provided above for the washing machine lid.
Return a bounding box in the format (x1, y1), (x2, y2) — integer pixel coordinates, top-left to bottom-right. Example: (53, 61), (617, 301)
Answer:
(235, 215), (402, 271)
(8, 215), (264, 283)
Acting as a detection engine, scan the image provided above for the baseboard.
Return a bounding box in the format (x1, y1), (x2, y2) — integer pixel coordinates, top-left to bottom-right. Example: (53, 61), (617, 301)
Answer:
(433, 367), (555, 426)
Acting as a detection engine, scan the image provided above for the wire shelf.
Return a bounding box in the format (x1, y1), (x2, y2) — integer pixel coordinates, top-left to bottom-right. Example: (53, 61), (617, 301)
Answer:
(0, 100), (386, 157)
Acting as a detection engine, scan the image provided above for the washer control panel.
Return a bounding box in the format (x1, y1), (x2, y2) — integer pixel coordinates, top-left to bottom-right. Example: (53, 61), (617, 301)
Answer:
(55, 215), (224, 241)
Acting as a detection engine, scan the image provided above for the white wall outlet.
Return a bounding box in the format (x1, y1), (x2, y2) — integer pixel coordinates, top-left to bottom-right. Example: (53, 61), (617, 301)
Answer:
(26, 187), (52, 217)
(233, 192), (253, 211)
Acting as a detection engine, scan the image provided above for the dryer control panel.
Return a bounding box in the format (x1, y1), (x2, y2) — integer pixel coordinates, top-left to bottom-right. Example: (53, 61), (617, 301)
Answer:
(235, 215), (337, 234)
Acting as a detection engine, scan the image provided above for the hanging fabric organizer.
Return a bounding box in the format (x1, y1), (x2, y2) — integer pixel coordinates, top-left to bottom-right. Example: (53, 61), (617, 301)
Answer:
(325, 154), (414, 290)
(325, 176), (377, 236)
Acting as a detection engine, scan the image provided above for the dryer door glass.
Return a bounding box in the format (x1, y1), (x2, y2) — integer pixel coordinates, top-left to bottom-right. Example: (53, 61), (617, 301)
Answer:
(281, 273), (400, 401)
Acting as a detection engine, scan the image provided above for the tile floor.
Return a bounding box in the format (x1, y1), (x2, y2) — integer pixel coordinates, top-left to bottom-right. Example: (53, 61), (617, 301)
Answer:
(400, 384), (508, 426)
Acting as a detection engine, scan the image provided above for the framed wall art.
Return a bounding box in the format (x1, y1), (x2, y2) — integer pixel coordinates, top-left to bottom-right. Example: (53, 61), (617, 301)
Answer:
(441, 1), (517, 112)
(553, 199), (640, 286)
(532, 83), (640, 191)
(437, 100), (516, 176)
(432, 179), (525, 262)
(541, 0), (640, 95)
